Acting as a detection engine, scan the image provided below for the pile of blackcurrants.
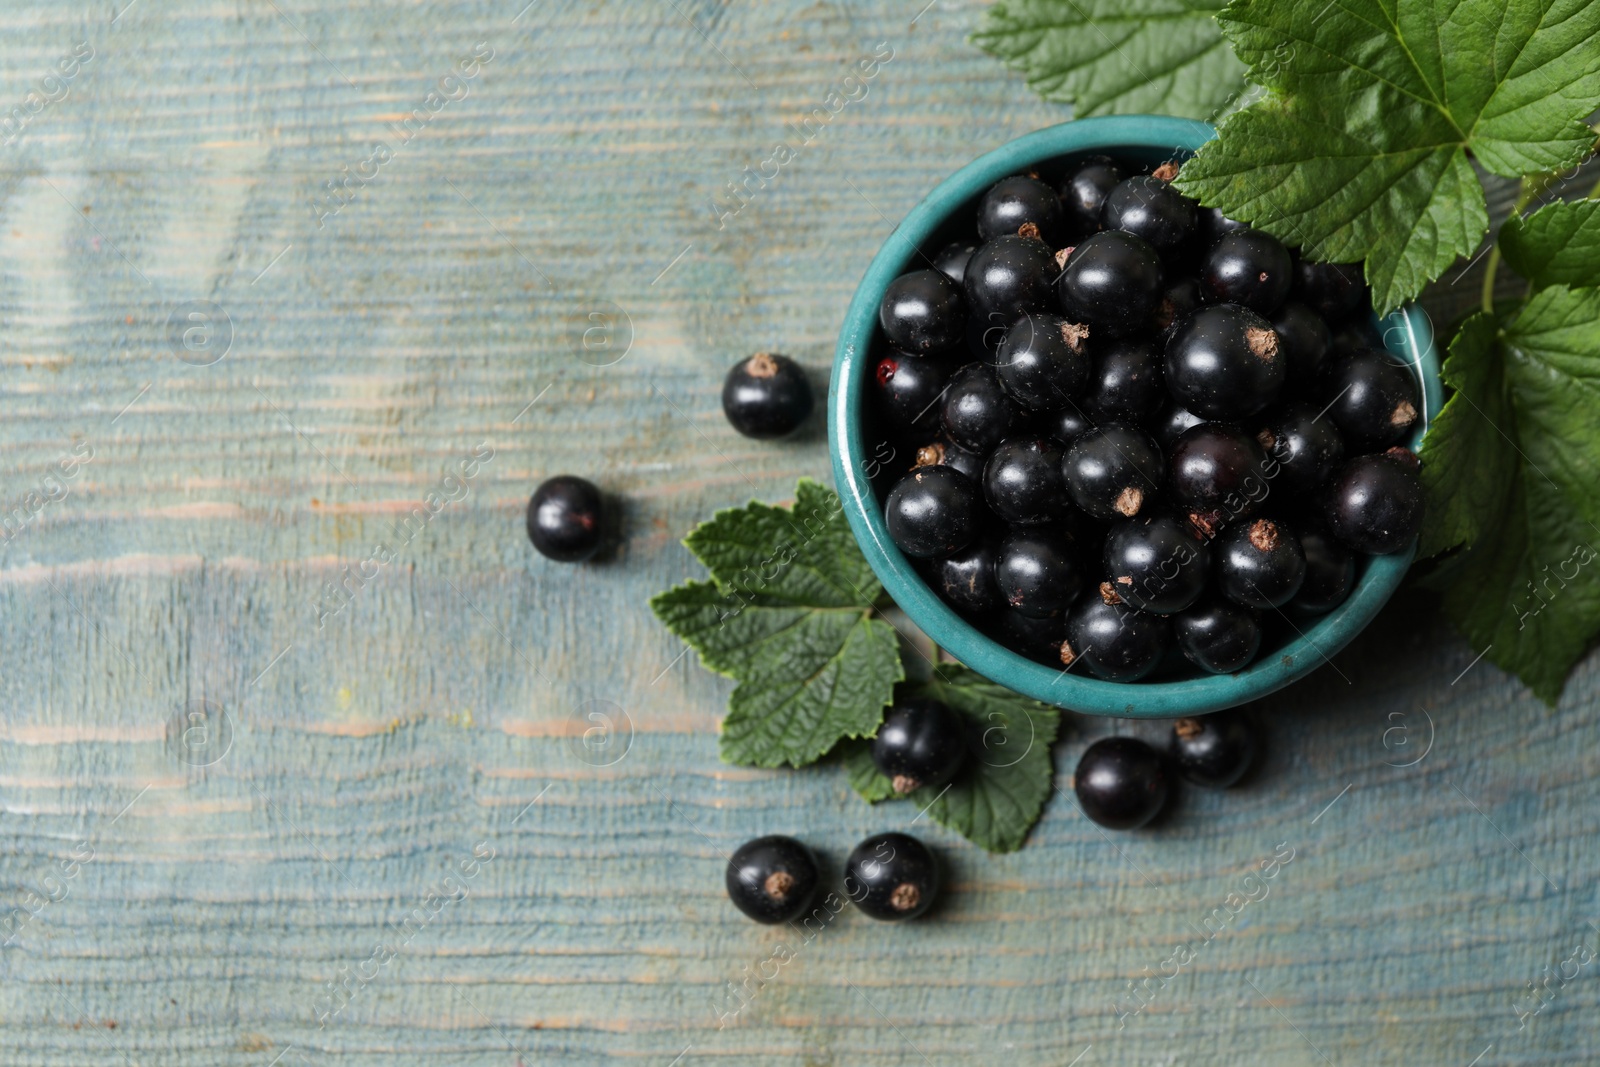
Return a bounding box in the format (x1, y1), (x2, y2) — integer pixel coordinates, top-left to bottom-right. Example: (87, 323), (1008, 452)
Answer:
(872, 156), (1425, 680)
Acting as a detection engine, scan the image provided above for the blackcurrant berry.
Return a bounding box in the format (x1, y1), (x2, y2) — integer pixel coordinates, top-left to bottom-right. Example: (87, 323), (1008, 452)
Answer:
(928, 534), (1002, 615)
(1169, 711), (1257, 787)
(1101, 175), (1196, 253)
(995, 312), (1093, 410)
(1294, 260), (1369, 322)
(913, 438), (985, 483)
(1330, 317), (1386, 359)
(725, 835), (820, 924)
(996, 610), (1068, 665)
(1061, 593), (1171, 682)
(885, 465), (980, 559)
(722, 352), (814, 439)
(1103, 514), (1210, 615)
(1291, 528), (1356, 613)
(1168, 423), (1270, 522)
(995, 529), (1081, 619)
(1320, 349), (1420, 451)
(1173, 597), (1261, 674)
(1200, 231), (1292, 313)
(1270, 300), (1332, 385)
(978, 175), (1066, 245)
(872, 352), (948, 438)
(984, 437), (1070, 525)
(1320, 450), (1424, 554)
(1165, 304), (1285, 420)
(1057, 230), (1164, 336)
(527, 475), (604, 563)
(1059, 155), (1124, 234)
(1153, 402), (1204, 449)
(1051, 404), (1095, 444)
(933, 241), (979, 286)
(872, 698), (968, 794)
(1155, 277), (1201, 339)
(1062, 424), (1164, 522)
(1080, 336), (1164, 423)
(1073, 736), (1169, 829)
(1216, 517), (1306, 609)
(1255, 403), (1345, 498)
(964, 234), (1059, 323)
(941, 362), (1020, 454)
(880, 269), (965, 353)
(845, 831), (939, 921)
(1198, 206), (1251, 245)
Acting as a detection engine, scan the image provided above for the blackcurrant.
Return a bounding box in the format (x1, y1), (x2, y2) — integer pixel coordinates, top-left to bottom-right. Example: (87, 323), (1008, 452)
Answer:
(527, 475), (604, 563)
(941, 362), (1020, 454)
(880, 269), (965, 353)
(1294, 260), (1369, 322)
(996, 610), (1068, 665)
(1200, 231), (1292, 313)
(1173, 597), (1261, 674)
(928, 534), (1002, 614)
(1169, 711), (1257, 787)
(984, 438), (1070, 525)
(1061, 594), (1171, 682)
(1320, 450), (1424, 554)
(872, 352), (948, 438)
(1216, 517), (1306, 609)
(1167, 423), (1269, 521)
(1165, 304), (1285, 420)
(1101, 175), (1196, 253)
(885, 465), (980, 559)
(725, 835), (820, 924)
(978, 174), (1066, 245)
(1062, 424), (1164, 522)
(1330, 317), (1386, 359)
(1153, 402), (1204, 449)
(1059, 155), (1123, 233)
(913, 438), (985, 483)
(933, 241), (979, 286)
(845, 832), (939, 921)
(1320, 349), (1420, 451)
(1270, 300), (1332, 385)
(995, 529), (1081, 619)
(872, 698), (968, 794)
(1198, 206), (1251, 245)
(1080, 336), (1164, 423)
(1051, 405), (1095, 444)
(1073, 736), (1169, 829)
(964, 234), (1059, 322)
(722, 352), (813, 439)
(1255, 402), (1345, 498)
(995, 312), (1092, 411)
(1291, 528), (1356, 613)
(1102, 514), (1209, 615)
(1155, 277), (1200, 339)
(1057, 230), (1164, 336)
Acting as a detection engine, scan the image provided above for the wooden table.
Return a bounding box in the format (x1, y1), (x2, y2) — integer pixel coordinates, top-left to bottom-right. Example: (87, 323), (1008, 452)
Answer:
(1, 1), (1596, 1063)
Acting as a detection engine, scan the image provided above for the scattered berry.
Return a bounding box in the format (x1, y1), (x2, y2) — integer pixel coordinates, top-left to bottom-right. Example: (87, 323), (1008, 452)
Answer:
(1073, 737), (1169, 829)
(845, 832), (939, 921)
(1165, 304), (1285, 420)
(527, 476), (604, 563)
(1173, 598), (1261, 674)
(872, 698), (968, 794)
(722, 352), (813, 439)
(725, 835), (820, 924)
(1169, 712), (1257, 787)
(1320, 450), (1425, 553)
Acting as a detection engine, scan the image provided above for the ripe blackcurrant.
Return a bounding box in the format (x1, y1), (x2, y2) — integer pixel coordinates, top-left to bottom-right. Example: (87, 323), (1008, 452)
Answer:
(928, 534), (1002, 615)
(1168, 423), (1270, 519)
(1255, 402), (1345, 498)
(885, 465), (980, 559)
(933, 240), (979, 285)
(1101, 174), (1196, 253)
(978, 174), (1066, 245)
(1271, 300), (1332, 385)
(995, 529), (1081, 619)
(872, 698), (968, 794)
(984, 438), (1070, 525)
(1155, 277), (1201, 339)
(1169, 711), (1257, 787)
(527, 475), (604, 563)
(1320, 450), (1425, 554)
(1294, 259), (1369, 322)
(1073, 736), (1169, 829)
(1080, 336), (1164, 423)
(1051, 405), (1095, 444)
(1198, 206), (1251, 245)
(942, 362), (1020, 454)
(997, 610), (1068, 665)
(964, 234), (1059, 322)
(1200, 231), (1292, 314)
(1165, 304), (1285, 420)
(1216, 517), (1306, 609)
(914, 438), (985, 484)
(1291, 528), (1356, 613)
(880, 269), (965, 353)
(1062, 424), (1164, 522)
(845, 832), (939, 921)
(872, 352), (949, 438)
(1173, 597), (1261, 674)
(995, 312), (1092, 411)
(1059, 154), (1124, 233)
(1102, 515), (1209, 615)
(725, 835), (820, 924)
(1320, 349), (1420, 451)
(722, 352), (813, 439)
(1057, 230), (1164, 336)
(1062, 594), (1171, 682)
(1153, 402), (1204, 449)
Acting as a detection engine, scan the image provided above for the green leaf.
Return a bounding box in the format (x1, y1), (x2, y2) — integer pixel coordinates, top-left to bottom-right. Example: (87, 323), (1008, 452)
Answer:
(839, 668), (1062, 853)
(1500, 199), (1600, 289)
(971, 0), (1247, 121)
(649, 481), (903, 768)
(1417, 287), (1600, 702)
(1174, 0), (1600, 313)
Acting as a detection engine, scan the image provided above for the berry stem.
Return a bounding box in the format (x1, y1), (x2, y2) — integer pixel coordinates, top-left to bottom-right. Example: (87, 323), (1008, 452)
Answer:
(1482, 174), (1554, 315)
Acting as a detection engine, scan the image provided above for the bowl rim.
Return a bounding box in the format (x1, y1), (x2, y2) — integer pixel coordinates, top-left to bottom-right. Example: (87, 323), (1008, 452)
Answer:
(828, 115), (1444, 718)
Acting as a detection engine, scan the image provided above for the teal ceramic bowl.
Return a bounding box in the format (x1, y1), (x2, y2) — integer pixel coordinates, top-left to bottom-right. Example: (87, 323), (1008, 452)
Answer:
(829, 115), (1442, 718)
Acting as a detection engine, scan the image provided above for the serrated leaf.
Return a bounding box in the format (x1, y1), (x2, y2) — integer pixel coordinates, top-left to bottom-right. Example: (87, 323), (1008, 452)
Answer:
(839, 668), (1062, 853)
(971, 0), (1246, 121)
(1500, 199), (1600, 289)
(649, 481), (903, 768)
(1417, 287), (1600, 702)
(1174, 0), (1600, 313)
